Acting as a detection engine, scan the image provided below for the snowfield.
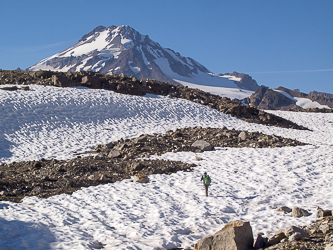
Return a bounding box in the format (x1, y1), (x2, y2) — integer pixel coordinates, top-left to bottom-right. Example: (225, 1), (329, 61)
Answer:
(1, 85), (333, 249)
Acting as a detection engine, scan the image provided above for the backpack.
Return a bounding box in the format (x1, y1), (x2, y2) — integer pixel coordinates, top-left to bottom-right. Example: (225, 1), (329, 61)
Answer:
(204, 175), (211, 185)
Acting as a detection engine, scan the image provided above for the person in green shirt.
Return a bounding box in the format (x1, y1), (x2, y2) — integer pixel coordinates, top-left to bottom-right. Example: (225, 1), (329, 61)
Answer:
(200, 172), (211, 197)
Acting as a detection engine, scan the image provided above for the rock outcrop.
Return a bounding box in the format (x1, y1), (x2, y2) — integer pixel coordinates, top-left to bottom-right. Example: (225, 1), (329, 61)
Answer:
(243, 86), (299, 110)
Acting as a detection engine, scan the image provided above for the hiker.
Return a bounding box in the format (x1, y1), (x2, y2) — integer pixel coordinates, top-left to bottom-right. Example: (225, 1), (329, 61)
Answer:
(200, 171), (211, 197)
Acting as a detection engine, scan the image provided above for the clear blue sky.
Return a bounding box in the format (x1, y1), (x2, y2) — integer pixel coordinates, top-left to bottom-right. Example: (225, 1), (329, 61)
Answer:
(1, 0), (332, 93)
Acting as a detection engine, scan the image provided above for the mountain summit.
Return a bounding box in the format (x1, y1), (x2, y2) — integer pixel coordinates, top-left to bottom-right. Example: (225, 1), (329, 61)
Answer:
(28, 25), (259, 93)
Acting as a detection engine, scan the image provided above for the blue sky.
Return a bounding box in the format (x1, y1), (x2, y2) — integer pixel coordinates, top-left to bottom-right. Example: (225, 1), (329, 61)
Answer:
(1, 0), (332, 93)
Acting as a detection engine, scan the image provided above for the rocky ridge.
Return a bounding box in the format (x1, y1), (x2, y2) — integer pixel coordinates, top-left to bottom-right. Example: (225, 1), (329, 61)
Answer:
(0, 126), (305, 203)
(0, 69), (308, 130)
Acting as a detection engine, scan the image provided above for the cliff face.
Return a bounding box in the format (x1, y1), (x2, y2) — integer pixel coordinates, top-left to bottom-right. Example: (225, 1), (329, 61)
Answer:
(243, 86), (299, 110)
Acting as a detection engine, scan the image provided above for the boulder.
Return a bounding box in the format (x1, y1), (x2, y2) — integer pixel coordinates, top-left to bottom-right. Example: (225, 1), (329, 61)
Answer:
(276, 206), (292, 213)
(238, 131), (248, 141)
(266, 232), (286, 247)
(292, 207), (311, 217)
(108, 150), (121, 158)
(99, 175), (107, 182)
(52, 74), (75, 87)
(319, 224), (331, 234)
(317, 207), (332, 217)
(194, 220), (253, 250)
(81, 75), (102, 89)
(131, 162), (145, 171)
(88, 175), (95, 180)
(133, 174), (149, 183)
(288, 232), (305, 241)
(0, 191), (8, 196)
(135, 134), (148, 143)
(284, 226), (309, 238)
(191, 140), (214, 151)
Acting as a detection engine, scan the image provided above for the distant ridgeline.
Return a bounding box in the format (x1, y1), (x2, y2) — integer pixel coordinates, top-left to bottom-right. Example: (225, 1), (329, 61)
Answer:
(243, 86), (333, 112)
(0, 69), (308, 130)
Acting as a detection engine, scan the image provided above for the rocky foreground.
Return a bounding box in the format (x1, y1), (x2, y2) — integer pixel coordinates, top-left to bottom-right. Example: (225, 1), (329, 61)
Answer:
(194, 207), (333, 250)
(0, 126), (305, 203)
(0, 69), (308, 130)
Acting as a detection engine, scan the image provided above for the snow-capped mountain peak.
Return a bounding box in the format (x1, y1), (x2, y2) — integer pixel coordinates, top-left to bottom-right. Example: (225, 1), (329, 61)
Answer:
(28, 25), (259, 96)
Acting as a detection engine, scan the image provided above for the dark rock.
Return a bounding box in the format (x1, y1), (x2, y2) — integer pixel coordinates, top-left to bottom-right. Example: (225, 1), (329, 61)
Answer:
(254, 234), (267, 249)
(317, 207), (332, 218)
(292, 207), (311, 217)
(265, 232), (286, 247)
(276, 206), (292, 213)
(81, 75), (103, 89)
(52, 75), (75, 87)
(131, 162), (145, 171)
(0, 86), (18, 91)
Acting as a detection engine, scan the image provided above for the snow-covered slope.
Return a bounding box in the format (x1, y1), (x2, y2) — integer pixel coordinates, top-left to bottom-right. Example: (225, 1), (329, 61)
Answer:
(275, 89), (331, 109)
(1, 85), (333, 249)
(28, 25), (257, 97)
